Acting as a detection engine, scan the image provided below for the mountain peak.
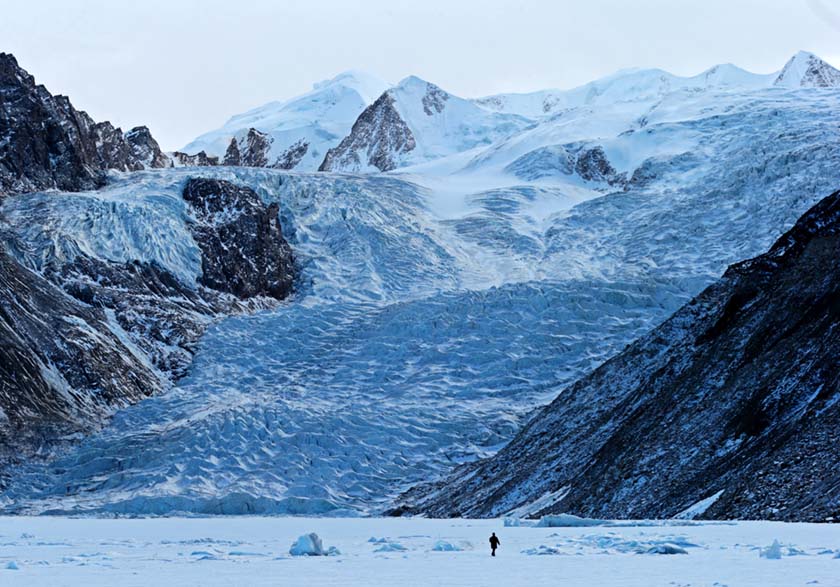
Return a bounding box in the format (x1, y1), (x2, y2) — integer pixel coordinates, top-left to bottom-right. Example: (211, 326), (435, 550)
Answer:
(774, 51), (840, 88)
(312, 70), (390, 103)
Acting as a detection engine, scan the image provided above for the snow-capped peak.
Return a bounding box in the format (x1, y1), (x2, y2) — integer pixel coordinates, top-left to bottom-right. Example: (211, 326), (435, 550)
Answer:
(181, 71), (390, 171)
(311, 69), (391, 104)
(774, 51), (840, 88)
(320, 75), (531, 172)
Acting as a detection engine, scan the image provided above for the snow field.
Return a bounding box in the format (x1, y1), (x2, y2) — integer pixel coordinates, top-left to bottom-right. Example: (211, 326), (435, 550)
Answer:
(0, 517), (838, 587)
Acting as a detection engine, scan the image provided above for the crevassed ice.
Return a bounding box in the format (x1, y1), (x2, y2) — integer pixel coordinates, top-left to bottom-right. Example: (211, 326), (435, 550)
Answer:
(3, 88), (840, 516)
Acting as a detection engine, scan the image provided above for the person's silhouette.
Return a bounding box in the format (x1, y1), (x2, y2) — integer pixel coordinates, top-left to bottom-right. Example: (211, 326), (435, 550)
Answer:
(489, 532), (500, 556)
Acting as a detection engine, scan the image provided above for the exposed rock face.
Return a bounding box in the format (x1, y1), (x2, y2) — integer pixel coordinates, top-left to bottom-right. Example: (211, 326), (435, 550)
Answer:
(172, 150), (219, 167)
(0, 53), (168, 196)
(319, 92), (416, 172)
(182, 178), (294, 299)
(46, 255), (229, 379)
(422, 83), (449, 115)
(774, 51), (840, 88)
(223, 128), (271, 167)
(125, 126), (170, 169)
(398, 189), (840, 522)
(505, 143), (626, 186)
(275, 139), (309, 170)
(574, 146), (626, 185)
(0, 240), (162, 469)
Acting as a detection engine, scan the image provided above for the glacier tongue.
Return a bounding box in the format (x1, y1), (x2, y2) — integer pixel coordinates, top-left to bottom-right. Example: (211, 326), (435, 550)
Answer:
(3, 84), (840, 515)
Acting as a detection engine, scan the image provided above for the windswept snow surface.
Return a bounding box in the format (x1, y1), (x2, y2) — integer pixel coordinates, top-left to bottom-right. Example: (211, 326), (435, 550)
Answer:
(0, 517), (839, 586)
(3, 83), (840, 516)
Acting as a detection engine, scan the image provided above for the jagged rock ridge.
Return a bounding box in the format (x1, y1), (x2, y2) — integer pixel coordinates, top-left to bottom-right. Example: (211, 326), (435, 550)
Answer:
(397, 189), (840, 522)
(0, 53), (169, 196)
(319, 92), (416, 172)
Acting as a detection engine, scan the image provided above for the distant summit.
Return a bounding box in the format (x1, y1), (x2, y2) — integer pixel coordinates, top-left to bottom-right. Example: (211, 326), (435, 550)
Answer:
(181, 71), (390, 171)
(774, 51), (840, 88)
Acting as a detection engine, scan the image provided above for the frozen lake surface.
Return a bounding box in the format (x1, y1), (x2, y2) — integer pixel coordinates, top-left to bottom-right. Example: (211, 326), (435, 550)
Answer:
(0, 516), (837, 586)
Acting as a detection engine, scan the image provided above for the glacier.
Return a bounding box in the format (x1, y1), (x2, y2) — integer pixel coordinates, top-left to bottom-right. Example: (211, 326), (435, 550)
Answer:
(2, 73), (840, 516)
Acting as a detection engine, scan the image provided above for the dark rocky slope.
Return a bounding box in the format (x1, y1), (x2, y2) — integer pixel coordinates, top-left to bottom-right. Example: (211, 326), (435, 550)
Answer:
(397, 189), (840, 522)
(0, 178), (294, 477)
(0, 53), (169, 196)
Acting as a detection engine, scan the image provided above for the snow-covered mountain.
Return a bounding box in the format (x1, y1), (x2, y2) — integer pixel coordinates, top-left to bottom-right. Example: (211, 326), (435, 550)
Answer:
(473, 63), (775, 118)
(774, 50), (840, 88)
(319, 76), (532, 172)
(1, 51), (840, 519)
(182, 71), (390, 171)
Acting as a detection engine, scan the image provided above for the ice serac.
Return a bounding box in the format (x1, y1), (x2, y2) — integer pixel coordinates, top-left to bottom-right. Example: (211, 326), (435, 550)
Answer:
(184, 71), (389, 171)
(774, 51), (840, 88)
(182, 178), (294, 299)
(399, 190), (840, 522)
(320, 76), (531, 172)
(0, 53), (169, 196)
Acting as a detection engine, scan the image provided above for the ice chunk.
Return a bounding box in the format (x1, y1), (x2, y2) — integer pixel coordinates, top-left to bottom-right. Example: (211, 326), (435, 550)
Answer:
(5, 561), (19, 570)
(504, 517), (536, 527)
(289, 533), (339, 556)
(374, 542), (407, 552)
(761, 539), (783, 559)
(431, 540), (463, 552)
(522, 545), (563, 555)
(536, 514), (607, 527)
(646, 543), (688, 555)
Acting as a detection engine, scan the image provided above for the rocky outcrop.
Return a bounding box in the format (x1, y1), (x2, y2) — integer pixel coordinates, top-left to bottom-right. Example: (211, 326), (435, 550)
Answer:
(574, 146), (626, 186)
(125, 126), (170, 169)
(171, 150), (219, 167)
(397, 189), (840, 522)
(505, 143), (626, 186)
(223, 128), (271, 167)
(0, 53), (169, 196)
(319, 92), (416, 172)
(275, 139), (309, 170)
(182, 178), (294, 299)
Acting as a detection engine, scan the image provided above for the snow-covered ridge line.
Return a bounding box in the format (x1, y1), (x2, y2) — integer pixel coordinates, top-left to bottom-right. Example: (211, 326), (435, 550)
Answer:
(178, 51), (840, 175)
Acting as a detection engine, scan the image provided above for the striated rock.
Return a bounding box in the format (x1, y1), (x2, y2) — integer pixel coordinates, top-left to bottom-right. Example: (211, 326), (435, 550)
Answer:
(0, 240), (162, 470)
(182, 178), (294, 299)
(0, 53), (168, 196)
(319, 92), (416, 172)
(171, 150), (219, 167)
(398, 188), (840, 522)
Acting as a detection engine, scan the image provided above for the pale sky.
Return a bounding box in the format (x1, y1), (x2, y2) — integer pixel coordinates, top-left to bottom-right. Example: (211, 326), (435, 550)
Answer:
(3, 0), (839, 150)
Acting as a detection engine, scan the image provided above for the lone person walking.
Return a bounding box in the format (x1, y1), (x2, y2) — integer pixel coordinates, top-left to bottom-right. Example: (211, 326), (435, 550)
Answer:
(489, 532), (500, 556)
